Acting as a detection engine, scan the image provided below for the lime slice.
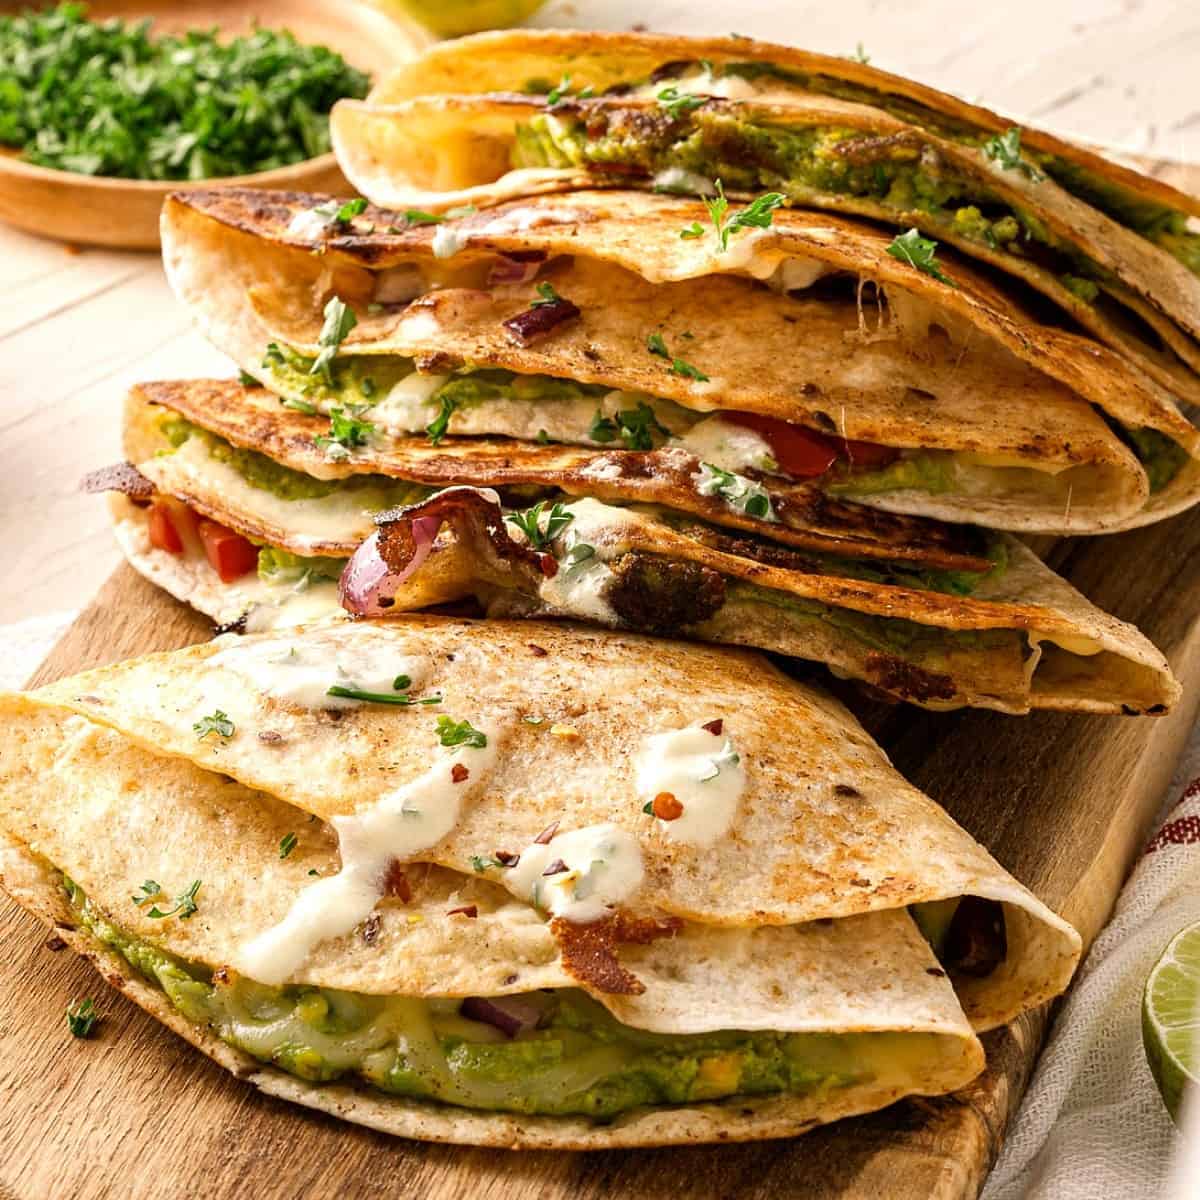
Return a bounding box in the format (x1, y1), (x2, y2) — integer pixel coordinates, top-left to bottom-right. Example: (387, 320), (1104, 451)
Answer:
(1143, 920), (1200, 1122)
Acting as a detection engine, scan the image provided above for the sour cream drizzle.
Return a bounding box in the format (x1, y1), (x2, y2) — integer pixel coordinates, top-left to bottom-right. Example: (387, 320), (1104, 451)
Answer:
(237, 724), (499, 984)
(636, 724), (747, 845)
(506, 823), (644, 923)
(212, 637), (427, 711)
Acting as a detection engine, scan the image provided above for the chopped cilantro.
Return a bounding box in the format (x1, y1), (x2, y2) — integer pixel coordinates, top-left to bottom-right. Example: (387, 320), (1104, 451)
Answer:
(588, 400), (670, 450)
(850, 43), (870, 64)
(281, 396), (318, 415)
(325, 685), (443, 706)
(545, 74), (593, 105)
(657, 86), (705, 119)
(506, 500), (575, 549)
(436, 717), (488, 749)
(238, 369), (258, 388)
(314, 404), (374, 457)
(886, 228), (957, 286)
(562, 540), (596, 572)
(138, 879), (202, 921)
(530, 281), (563, 308)
(193, 710), (235, 740)
(684, 180), (786, 251)
(982, 127), (1044, 182)
(310, 296), (358, 383)
(66, 998), (98, 1039)
(425, 393), (458, 445)
(647, 332), (709, 382)
(404, 209), (445, 226)
(308, 196), (367, 229)
(279, 832), (298, 860)
(696, 462), (777, 521)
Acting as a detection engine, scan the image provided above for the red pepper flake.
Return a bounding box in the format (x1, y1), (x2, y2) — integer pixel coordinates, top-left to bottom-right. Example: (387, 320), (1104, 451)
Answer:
(361, 913), (381, 944)
(528, 643), (548, 657)
(542, 858), (568, 876)
(502, 295), (581, 346)
(447, 905), (478, 919)
(494, 850), (520, 868)
(652, 792), (684, 821)
(383, 861), (412, 903)
(533, 820), (559, 845)
(212, 966), (231, 987)
(538, 553), (558, 578)
(701, 718), (724, 736)
(450, 763), (469, 783)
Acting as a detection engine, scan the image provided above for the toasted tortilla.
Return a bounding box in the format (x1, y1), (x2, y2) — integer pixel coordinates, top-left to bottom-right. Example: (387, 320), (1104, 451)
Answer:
(0, 697), (985, 1147)
(113, 381), (1179, 715)
(161, 188), (1199, 533)
(19, 617), (1080, 1032)
(332, 30), (1200, 401)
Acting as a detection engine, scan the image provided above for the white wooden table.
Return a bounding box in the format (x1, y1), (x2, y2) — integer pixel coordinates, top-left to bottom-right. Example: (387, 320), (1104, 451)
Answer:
(1, 0), (1197, 627)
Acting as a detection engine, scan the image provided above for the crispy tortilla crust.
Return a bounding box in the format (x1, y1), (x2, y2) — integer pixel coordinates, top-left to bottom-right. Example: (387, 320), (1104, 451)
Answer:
(0, 831), (984, 1149)
(126, 381), (994, 571)
(364, 29), (1200, 224)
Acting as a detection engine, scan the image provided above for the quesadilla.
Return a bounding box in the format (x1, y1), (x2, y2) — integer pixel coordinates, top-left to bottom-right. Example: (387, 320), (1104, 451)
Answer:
(160, 187), (1200, 532)
(330, 29), (1200, 407)
(86, 378), (1179, 715)
(0, 618), (1080, 1145)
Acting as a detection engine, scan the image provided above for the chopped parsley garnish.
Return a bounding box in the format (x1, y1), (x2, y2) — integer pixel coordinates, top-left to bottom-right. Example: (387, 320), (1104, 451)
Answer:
(425, 393), (458, 445)
(310, 296), (358, 383)
(281, 395), (318, 415)
(545, 74), (593, 105)
(656, 86), (705, 119)
(0, 6), (369, 181)
(238, 369), (258, 388)
(886, 228), (957, 286)
(193, 710), (235, 740)
(681, 180), (786, 252)
(696, 462), (777, 521)
(982, 127), (1044, 182)
(314, 404), (374, 458)
(309, 196), (367, 229)
(470, 855), (507, 873)
(436, 716), (488, 749)
(588, 400), (670, 450)
(506, 500), (575, 549)
(647, 332), (709, 382)
(530, 281), (564, 308)
(279, 832), (298, 859)
(850, 43), (870, 64)
(562, 540), (596, 572)
(66, 998), (98, 1039)
(404, 209), (445, 225)
(135, 879), (202, 921)
(641, 800), (655, 815)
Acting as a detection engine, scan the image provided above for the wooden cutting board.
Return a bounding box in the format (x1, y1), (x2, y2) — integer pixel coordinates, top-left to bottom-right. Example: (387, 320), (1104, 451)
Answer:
(2, 500), (1199, 1200)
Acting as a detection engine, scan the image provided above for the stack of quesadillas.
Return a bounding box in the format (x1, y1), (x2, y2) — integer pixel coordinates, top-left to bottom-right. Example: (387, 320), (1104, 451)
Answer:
(8, 29), (1197, 1146)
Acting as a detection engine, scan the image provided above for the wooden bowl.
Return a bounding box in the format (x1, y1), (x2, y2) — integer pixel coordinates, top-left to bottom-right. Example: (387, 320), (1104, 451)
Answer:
(0, 0), (430, 249)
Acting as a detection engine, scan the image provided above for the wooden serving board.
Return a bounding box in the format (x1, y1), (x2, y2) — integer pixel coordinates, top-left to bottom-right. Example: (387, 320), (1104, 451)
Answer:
(2, 502), (1198, 1200)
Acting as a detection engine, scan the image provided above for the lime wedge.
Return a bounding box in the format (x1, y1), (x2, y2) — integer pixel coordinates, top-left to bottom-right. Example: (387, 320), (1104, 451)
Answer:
(1143, 921), (1200, 1122)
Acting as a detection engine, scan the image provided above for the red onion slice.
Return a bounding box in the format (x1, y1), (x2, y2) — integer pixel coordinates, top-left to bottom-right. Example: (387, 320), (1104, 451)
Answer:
(460, 995), (549, 1038)
(502, 297), (581, 346)
(487, 251), (546, 286)
(338, 517), (439, 617)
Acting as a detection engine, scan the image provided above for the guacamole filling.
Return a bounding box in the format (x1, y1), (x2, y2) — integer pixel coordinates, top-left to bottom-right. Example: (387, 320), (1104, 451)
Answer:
(511, 108), (1114, 298)
(1110, 424), (1190, 493)
(64, 879), (929, 1119)
(603, 61), (1200, 280)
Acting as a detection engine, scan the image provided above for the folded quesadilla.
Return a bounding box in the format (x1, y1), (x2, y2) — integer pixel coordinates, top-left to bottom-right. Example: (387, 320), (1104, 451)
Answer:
(0, 618), (1080, 1145)
(160, 187), (1200, 532)
(87, 378), (1179, 715)
(331, 29), (1200, 407)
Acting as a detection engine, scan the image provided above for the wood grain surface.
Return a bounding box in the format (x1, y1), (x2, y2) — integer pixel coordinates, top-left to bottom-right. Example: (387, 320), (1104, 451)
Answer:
(2, 494), (1198, 1199)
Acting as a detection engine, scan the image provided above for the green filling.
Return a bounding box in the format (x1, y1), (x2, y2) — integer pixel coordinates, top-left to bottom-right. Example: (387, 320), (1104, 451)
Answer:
(512, 109), (1104, 292)
(160, 417), (431, 508)
(628, 62), (1200, 280)
(730, 580), (1020, 659)
(807, 536), (1006, 598)
(827, 453), (957, 498)
(262, 342), (412, 410)
(431, 367), (611, 410)
(63, 880), (916, 1119)
(257, 547), (346, 586)
(1116, 425), (1190, 493)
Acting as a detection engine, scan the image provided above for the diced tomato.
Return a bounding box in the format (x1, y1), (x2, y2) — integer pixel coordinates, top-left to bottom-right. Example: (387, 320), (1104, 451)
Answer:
(725, 411), (839, 478)
(147, 500), (183, 554)
(726, 411), (897, 478)
(197, 518), (258, 583)
(839, 438), (900, 470)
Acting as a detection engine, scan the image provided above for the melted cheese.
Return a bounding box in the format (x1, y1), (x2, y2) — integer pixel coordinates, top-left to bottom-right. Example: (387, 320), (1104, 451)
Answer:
(237, 725), (500, 984)
(636, 725), (747, 846)
(673, 415), (776, 474)
(505, 823), (645, 923)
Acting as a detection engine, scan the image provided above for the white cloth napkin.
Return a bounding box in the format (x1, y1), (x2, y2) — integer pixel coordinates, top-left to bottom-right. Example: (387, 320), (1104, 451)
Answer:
(0, 610), (77, 690)
(983, 743), (1200, 1199)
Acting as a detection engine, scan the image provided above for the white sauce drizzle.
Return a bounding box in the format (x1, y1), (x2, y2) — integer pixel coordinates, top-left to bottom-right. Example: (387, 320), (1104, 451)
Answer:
(237, 725), (499, 984)
(431, 224), (466, 259)
(285, 207), (334, 242)
(212, 636), (427, 711)
(367, 372), (450, 434)
(505, 823), (644, 923)
(672, 415), (777, 474)
(652, 166), (717, 196)
(635, 724), (746, 846)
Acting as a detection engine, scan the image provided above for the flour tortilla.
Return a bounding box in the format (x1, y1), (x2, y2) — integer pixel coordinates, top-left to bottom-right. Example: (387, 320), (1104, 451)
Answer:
(161, 188), (1192, 533)
(0, 698), (983, 1148)
(24, 616), (1081, 1032)
(116, 381), (1180, 716)
(332, 29), (1200, 402)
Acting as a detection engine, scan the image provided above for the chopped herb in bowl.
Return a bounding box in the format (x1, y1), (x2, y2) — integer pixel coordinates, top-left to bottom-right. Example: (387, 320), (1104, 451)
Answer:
(0, 3), (370, 180)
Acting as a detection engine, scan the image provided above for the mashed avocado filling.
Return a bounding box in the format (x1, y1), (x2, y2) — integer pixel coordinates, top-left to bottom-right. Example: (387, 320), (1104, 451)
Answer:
(510, 108), (1111, 298)
(63, 878), (935, 1119)
(1110, 424), (1190, 492)
(601, 61), (1200, 280)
